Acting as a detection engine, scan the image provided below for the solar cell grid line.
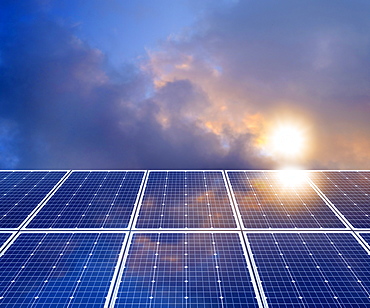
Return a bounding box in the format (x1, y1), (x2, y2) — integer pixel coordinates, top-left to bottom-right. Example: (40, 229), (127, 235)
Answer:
(0, 171), (68, 229)
(0, 231), (126, 308)
(0, 172), (15, 192)
(24, 171), (146, 229)
(307, 171), (370, 229)
(227, 171), (346, 230)
(111, 231), (261, 308)
(133, 171), (238, 229)
(246, 232), (370, 308)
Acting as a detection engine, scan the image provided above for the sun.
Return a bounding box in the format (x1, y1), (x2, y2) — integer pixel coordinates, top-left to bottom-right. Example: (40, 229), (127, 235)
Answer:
(271, 125), (304, 157)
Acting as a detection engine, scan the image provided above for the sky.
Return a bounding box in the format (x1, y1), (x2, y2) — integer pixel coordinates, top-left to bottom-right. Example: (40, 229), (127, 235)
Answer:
(1, 0), (370, 170)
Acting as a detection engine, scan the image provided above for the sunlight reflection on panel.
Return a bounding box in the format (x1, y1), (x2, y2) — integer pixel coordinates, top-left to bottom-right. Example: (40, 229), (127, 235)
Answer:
(227, 171), (346, 229)
(278, 169), (307, 187)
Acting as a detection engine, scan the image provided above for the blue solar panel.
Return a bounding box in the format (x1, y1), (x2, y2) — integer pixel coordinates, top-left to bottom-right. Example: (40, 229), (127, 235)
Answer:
(359, 233), (370, 247)
(135, 171), (237, 229)
(0, 232), (125, 307)
(227, 171), (345, 229)
(0, 171), (67, 228)
(113, 233), (259, 307)
(247, 232), (370, 307)
(0, 233), (12, 249)
(308, 171), (370, 228)
(26, 171), (145, 229)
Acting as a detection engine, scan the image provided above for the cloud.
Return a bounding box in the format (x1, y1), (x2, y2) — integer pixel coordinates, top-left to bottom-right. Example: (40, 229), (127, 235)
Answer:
(0, 9), (258, 169)
(147, 0), (370, 169)
(1, 1), (370, 169)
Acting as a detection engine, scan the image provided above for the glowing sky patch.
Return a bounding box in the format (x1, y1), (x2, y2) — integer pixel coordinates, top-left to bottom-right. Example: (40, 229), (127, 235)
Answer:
(271, 125), (305, 157)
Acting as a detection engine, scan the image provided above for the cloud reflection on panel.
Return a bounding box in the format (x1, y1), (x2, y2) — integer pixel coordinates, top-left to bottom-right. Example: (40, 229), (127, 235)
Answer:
(135, 171), (237, 229)
(114, 233), (259, 307)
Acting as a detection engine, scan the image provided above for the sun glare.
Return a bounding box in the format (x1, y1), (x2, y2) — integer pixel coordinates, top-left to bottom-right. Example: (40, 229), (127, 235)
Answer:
(278, 170), (306, 187)
(271, 125), (304, 157)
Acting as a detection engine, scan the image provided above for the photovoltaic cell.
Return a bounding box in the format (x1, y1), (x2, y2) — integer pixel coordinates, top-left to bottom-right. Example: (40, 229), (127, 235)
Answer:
(247, 232), (370, 307)
(227, 171), (345, 229)
(308, 171), (370, 228)
(114, 233), (258, 307)
(0, 233), (12, 248)
(359, 233), (370, 247)
(0, 171), (66, 228)
(27, 171), (144, 229)
(135, 171), (237, 229)
(0, 232), (125, 307)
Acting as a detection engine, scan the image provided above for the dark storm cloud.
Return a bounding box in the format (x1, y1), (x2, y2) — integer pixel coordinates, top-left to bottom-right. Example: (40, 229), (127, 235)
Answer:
(1, 0), (370, 169)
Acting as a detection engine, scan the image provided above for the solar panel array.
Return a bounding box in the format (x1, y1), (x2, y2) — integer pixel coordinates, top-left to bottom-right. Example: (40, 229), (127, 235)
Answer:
(0, 170), (369, 307)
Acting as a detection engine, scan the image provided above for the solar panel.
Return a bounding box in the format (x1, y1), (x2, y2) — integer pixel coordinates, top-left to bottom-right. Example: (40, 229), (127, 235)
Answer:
(308, 171), (370, 228)
(246, 232), (370, 307)
(0, 171), (67, 229)
(227, 171), (346, 229)
(113, 232), (260, 307)
(26, 171), (145, 229)
(0, 232), (126, 307)
(134, 171), (237, 229)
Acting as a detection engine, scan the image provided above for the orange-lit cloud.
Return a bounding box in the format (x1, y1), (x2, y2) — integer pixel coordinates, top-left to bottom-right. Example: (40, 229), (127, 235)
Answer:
(141, 1), (370, 169)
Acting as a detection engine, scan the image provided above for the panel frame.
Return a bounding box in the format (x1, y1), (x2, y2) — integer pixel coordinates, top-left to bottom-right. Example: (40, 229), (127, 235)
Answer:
(22, 170), (147, 231)
(226, 170), (350, 231)
(0, 170), (70, 231)
(132, 170), (240, 231)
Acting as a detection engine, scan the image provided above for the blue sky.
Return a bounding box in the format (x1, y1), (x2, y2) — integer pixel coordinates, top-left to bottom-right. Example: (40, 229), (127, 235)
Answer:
(1, 0), (370, 169)
(46, 0), (197, 65)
